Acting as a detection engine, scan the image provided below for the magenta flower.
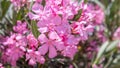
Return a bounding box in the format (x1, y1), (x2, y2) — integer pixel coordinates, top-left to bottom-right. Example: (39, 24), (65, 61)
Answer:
(79, 3), (104, 25)
(38, 31), (64, 58)
(27, 33), (38, 49)
(37, 15), (62, 33)
(13, 21), (28, 34)
(10, 0), (27, 10)
(26, 49), (45, 65)
(59, 34), (79, 59)
(55, 19), (71, 35)
(62, 45), (78, 59)
(1, 33), (27, 66)
(3, 33), (27, 49)
(45, 0), (80, 19)
(28, 2), (51, 20)
(71, 21), (94, 40)
(4, 46), (24, 66)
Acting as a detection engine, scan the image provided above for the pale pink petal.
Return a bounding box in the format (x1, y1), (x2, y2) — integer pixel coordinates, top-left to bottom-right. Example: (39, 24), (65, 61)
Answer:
(54, 42), (65, 51)
(85, 25), (94, 33)
(29, 59), (36, 65)
(37, 20), (47, 27)
(38, 56), (45, 64)
(38, 44), (48, 55)
(49, 45), (57, 58)
(52, 15), (61, 25)
(48, 31), (60, 40)
(32, 3), (43, 14)
(28, 12), (40, 20)
(38, 34), (48, 44)
(67, 35), (80, 45)
(38, 27), (48, 33)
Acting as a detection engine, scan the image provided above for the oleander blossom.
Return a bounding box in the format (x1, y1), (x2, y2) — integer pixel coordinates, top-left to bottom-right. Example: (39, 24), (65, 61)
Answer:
(38, 31), (65, 58)
(27, 33), (38, 49)
(13, 21), (28, 34)
(28, 0), (105, 59)
(2, 33), (26, 66)
(0, 21), (43, 66)
(0, 0), (106, 67)
(71, 21), (94, 40)
(26, 49), (45, 65)
(10, 0), (27, 9)
(62, 45), (78, 59)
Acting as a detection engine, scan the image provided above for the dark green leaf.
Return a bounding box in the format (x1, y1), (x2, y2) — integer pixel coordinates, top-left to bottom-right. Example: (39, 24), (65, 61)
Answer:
(73, 9), (82, 21)
(31, 20), (40, 38)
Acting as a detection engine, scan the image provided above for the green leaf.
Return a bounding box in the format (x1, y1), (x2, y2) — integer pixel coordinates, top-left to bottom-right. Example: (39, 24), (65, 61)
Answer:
(105, 40), (119, 53)
(93, 41), (109, 64)
(31, 20), (40, 38)
(73, 9), (82, 21)
(0, 0), (10, 20)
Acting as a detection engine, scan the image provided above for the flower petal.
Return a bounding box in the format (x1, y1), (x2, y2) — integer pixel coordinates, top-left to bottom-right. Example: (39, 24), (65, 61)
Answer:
(38, 44), (48, 55)
(32, 3), (43, 14)
(38, 34), (48, 44)
(48, 31), (60, 40)
(38, 27), (48, 33)
(54, 41), (65, 51)
(49, 45), (57, 58)
(29, 59), (36, 65)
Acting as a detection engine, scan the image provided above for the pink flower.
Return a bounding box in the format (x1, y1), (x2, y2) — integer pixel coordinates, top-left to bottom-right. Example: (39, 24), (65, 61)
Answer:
(62, 45), (78, 59)
(27, 33), (38, 49)
(46, 0), (80, 19)
(55, 19), (71, 35)
(3, 33), (27, 49)
(93, 8), (104, 24)
(38, 31), (64, 58)
(60, 34), (80, 46)
(88, 4), (105, 24)
(37, 15), (62, 33)
(71, 21), (94, 40)
(13, 21), (28, 34)
(96, 25), (106, 42)
(28, 2), (51, 20)
(5, 46), (24, 66)
(59, 32), (79, 60)
(2, 33), (27, 66)
(26, 49), (45, 65)
(79, 3), (104, 25)
(69, 65), (73, 68)
(10, 0), (27, 10)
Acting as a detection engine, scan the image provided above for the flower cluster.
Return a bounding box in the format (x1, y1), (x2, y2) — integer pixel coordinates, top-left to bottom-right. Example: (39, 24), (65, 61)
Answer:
(1, 21), (44, 66)
(0, 0), (105, 67)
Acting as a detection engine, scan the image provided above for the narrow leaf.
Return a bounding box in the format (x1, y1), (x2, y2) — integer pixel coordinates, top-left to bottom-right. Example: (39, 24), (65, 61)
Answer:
(105, 40), (119, 52)
(72, 9), (82, 21)
(94, 41), (109, 64)
(31, 20), (40, 38)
